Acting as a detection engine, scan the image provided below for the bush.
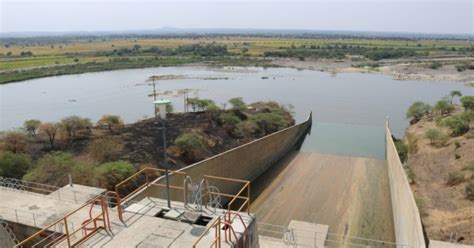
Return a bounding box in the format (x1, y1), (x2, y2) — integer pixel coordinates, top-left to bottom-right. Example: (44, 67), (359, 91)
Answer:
(394, 140), (408, 163)
(466, 183), (474, 201)
(23, 119), (41, 136)
(250, 112), (290, 135)
(0, 151), (32, 179)
(175, 132), (205, 151)
(228, 97), (246, 110)
(462, 161), (474, 172)
(95, 161), (134, 190)
(88, 137), (123, 162)
(429, 61), (442, 69)
(424, 129), (448, 146)
(455, 153), (461, 159)
(219, 113), (242, 125)
(446, 172), (464, 186)
(23, 152), (79, 185)
(434, 100), (454, 115)
(406, 101), (432, 124)
(460, 96), (474, 111)
(441, 116), (469, 136)
(1, 131), (29, 153)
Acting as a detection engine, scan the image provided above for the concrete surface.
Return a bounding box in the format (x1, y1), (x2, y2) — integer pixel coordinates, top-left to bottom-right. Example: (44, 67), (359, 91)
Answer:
(288, 220), (328, 247)
(386, 123), (426, 247)
(0, 220), (16, 248)
(251, 152), (395, 244)
(79, 196), (256, 248)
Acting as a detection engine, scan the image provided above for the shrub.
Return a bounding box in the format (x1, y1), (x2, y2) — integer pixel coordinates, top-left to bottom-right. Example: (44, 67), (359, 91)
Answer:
(406, 101), (432, 124)
(394, 140), (408, 163)
(0, 151), (32, 179)
(228, 97), (246, 111)
(405, 164), (416, 184)
(1, 131), (29, 153)
(23, 152), (79, 185)
(454, 141), (461, 149)
(97, 115), (124, 133)
(175, 132), (205, 151)
(250, 112), (290, 135)
(219, 113), (242, 125)
(23, 119), (41, 136)
(460, 96), (474, 111)
(429, 61), (442, 69)
(88, 137), (123, 162)
(235, 120), (259, 139)
(424, 129), (448, 146)
(441, 116), (469, 136)
(446, 172), (464, 186)
(460, 110), (474, 127)
(434, 100), (454, 115)
(95, 161), (134, 190)
(455, 153), (461, 159)
(466, 184), (474, 201)
(462, 161), (474, 172)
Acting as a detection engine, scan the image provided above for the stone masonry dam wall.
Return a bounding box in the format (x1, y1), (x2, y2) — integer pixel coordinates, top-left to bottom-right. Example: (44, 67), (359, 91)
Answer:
(386, 120), (426, 248)
(140, 112), (312, 203)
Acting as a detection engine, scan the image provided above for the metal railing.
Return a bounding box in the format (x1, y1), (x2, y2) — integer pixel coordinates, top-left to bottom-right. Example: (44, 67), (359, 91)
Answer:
(258, 222), (406, 248)
(192, 216), (222, 248)
(13, 195), (110, 248)
(114, 167), (188, 205)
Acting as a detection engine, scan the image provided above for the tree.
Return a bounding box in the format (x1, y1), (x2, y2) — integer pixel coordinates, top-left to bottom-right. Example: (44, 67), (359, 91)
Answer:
(434, 100), (454, 115)
(449, 90), (462, 104)
(23, 152), (77, 185)
(250, 112), (290, 135)
(95, 161), (135, 190)
(39, 123), (59, 149)
(406, 101), (432, 124)
(97, 115), (124, 133)
(87, 137), (123, 162)
(23, 119), (41, 136)
(461, 96), (474, 111)
(187, 98), (199, 112)
(60, 116), (92, 139)
(1, 131), (29, 153)
(0, 151), (32, 179)
(228, 97), (246, 111)
(442, 116), (469, 136)
(460, 110), (474, 127)
(424, 129), (448, 146)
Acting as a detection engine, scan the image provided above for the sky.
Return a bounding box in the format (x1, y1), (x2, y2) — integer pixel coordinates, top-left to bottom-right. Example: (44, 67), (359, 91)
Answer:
(0, 0), (473, 34)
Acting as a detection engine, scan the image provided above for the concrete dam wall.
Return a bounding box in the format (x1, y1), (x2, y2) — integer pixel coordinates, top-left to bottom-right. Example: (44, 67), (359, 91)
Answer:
(141, 112), (312, 202)
(386, 120), (426, 247)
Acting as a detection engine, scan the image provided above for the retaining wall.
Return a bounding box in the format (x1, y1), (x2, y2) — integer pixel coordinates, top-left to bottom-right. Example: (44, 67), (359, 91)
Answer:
(386, 120), (426, 248)
(141, 112), (312, 202)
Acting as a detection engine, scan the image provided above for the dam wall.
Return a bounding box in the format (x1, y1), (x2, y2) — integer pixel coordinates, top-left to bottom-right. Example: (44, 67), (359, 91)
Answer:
(141, 112), (312, 202)
(386, 120), (426, 247)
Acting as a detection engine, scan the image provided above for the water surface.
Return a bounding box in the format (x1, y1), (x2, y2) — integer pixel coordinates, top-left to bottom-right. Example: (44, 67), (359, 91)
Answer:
(1, 66), (472, 157)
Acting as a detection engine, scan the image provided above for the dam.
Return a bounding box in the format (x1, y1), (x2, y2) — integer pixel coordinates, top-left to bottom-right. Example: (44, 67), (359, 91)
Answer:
(0, 113), (457, 247)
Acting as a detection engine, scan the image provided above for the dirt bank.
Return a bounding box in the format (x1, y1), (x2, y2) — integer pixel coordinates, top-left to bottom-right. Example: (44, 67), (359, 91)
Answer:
(405, 117), (474, 244)
(272, 57), (474, 84)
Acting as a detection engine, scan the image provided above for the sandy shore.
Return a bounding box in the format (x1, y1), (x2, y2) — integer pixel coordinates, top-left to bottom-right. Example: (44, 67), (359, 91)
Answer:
(272, 57), (474, 85)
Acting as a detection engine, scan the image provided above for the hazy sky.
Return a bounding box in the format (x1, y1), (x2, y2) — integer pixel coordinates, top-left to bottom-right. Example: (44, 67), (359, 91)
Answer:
(1, 0), (473, 34)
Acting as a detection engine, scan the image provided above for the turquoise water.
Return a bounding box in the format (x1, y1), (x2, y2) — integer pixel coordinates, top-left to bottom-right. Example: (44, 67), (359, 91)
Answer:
(301, 122), (385, 159)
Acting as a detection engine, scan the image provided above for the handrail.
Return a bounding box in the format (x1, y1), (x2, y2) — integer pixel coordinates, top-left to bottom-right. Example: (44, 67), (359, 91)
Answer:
(13, 195), (110, 248)
(114, 167), (188, 205)
(105, 191), (123, 223)
(192, 216), (222, 248)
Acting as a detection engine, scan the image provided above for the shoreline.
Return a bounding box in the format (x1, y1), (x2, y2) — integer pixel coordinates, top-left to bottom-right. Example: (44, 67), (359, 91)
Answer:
(0, 57), (473, 86)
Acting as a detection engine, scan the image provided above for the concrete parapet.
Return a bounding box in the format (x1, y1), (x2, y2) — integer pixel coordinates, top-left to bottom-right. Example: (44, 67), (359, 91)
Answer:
(386, 120), (426, 247)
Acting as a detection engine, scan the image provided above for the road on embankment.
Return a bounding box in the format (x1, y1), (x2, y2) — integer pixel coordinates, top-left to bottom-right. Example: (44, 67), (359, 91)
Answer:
(250, 151), (395, 242)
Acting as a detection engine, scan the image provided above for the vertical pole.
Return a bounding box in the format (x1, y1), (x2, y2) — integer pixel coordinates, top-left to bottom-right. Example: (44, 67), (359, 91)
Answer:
(15, 210), (18, 223)
(163, 119), (171, 209)
(247, 182), (251, 215)
(64, 218), (71, 247)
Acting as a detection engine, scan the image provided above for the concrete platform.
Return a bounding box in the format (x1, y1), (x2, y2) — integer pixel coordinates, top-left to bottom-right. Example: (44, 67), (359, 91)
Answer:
(251, 152), (395, 243)
(288, 220), (328, 247)
(430, 240), (474, 248)
(80, 196), (255, 247)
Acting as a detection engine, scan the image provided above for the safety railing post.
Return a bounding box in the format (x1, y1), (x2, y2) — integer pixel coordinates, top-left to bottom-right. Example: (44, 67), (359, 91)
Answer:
(14, 209), (18, 223)
(33, 213), (37, 227)
(64, 218), (71, 247)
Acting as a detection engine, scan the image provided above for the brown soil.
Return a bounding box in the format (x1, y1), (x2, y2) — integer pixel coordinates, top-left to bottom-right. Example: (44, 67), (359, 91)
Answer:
(406, 117), (474, 244)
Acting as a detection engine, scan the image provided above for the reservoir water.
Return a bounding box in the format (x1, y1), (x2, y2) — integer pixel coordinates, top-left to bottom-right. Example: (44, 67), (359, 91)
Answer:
(1, 66), (472, 158)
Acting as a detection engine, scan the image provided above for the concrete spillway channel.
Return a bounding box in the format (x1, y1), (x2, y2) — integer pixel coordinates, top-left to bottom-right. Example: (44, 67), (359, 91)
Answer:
(250, 150), (396, 244)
